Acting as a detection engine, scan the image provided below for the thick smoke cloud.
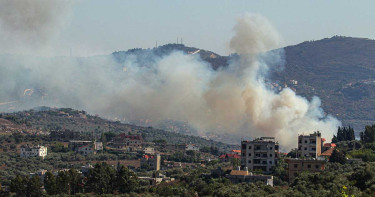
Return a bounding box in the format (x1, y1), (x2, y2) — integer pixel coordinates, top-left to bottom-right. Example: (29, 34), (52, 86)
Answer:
(0, 13), (340, 150)
(0, 0), (72, 54)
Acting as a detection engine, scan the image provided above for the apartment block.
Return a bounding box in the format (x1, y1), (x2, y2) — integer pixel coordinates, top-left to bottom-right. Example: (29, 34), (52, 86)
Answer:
(241, 137), (279, 173)
(297, 131), (323, 158)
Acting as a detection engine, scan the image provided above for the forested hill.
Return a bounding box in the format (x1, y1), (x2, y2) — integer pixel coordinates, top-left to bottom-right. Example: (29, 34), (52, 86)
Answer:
(273, 36), (375, 132)
(112, 37), (375, 133)
(0, 107), (234, 151)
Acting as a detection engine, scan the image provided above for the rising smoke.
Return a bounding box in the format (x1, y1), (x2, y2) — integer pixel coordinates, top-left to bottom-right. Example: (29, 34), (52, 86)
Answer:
(0, 0), (72, 54)
(0, 9), (340, 149)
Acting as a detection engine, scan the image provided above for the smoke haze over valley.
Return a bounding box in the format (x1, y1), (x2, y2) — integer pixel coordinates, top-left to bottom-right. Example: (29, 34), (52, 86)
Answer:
(0, 2), (341, 150)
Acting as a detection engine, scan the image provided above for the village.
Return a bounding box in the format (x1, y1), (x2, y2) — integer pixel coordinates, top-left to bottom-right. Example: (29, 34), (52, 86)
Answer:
(16, 130), (342, 189)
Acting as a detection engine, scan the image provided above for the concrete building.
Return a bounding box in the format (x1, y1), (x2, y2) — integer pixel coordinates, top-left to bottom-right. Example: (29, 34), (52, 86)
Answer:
(297, 131), (323, 158)
(226, 167), (273, 186)
(241, 137), (279, 173)
(77, 145), (96, 156)
(68, 140), (92, 151)
(138, 173), (175, 186)
(140, 154), (161, 171)
(112, 134), (143, 151)
(20, 145), (48, 159)
(142, 147), (155, 155)
(186, 144), (199, 152)
(70, 140), (103, 155)
(285, 158), (326, 182)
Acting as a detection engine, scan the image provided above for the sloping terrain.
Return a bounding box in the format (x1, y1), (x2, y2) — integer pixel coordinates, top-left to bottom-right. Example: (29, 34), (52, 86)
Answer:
(273, 36), (375, 132)
(113, 37), (375, 133)
(0, 108), (234, 151)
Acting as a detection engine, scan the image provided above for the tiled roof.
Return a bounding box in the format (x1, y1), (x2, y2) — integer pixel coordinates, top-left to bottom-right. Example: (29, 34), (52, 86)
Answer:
(323, 143), (336, 147)
(231, 150), (241, 153)
(230, 170), (249, 176)
(219, 154), (240, 159)
(321, 148), (335, 156)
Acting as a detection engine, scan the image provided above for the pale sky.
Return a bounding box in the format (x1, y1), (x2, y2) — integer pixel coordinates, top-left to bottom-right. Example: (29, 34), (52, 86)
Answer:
(53, 0), (375, 56)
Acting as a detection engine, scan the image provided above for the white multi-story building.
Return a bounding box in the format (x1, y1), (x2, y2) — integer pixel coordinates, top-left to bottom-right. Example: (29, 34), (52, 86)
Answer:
(185, 144), (199, 152)
(20, 145), (48, 159)
(241, 137), (279, 173)
(297, 131), (323, 158)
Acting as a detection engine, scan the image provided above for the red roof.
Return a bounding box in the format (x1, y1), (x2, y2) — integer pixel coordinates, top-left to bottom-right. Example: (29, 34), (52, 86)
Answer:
(231, 150), (241, 153)
(321, 148), (335, 157)
(142, 155), (154, 159)
(322, 138), (326, 142)
(219, 154), (240, 159)
(323, 143), (336, 147)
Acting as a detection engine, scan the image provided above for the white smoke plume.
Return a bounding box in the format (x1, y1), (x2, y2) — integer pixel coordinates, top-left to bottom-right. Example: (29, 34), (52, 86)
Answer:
(0, 0), (72, 54)
(0, 13), (340, 150)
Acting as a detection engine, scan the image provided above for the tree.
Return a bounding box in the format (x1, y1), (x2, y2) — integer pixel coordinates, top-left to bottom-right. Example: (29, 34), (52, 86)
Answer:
(44, 171), (57, 195)
(329, 149), (347, 164)
(85, 162), (116, 194)
(360, 125), (375, 144)
(56, 170), (71, 194)
(349, 163), (375, 191)
(231, 158), (241, 169)
(332, 126), (355, 143)
(26, 176), (42, 197)
(10, 175), (27, 197)
(115, 165), (139, 193)
(101, 132), (107, 150)
(68, 169), (84, 194)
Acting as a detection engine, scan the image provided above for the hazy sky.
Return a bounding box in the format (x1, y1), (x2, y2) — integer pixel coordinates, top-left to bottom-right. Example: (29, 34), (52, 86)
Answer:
(29, 0), (375, 56)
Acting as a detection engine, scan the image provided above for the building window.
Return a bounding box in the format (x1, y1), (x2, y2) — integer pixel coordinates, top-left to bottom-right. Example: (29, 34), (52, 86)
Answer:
(248, 160), (251, 163)
(270, 147), (273, 150)
(305, 140), (307, 143)
(269, 154), (272, 157)
(308, 164), (311, 168)
(304, 147), (307, 150)
(312, 147), (316, 151)
(249, 146), (252, 149)
(294, 164), (298, 168)
(316, 165), (320, 169)
(242, 153), (245, 156)
(269, 161), (272, 164)
(242, 144), (246, 149)
(249, 153), (251, 156)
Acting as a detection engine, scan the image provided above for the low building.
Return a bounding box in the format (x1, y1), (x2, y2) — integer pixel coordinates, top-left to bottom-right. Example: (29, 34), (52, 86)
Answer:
(77, 145), (96, 156)
(219, 153), (240, 162)
(285, 158), (326, 183)
(142, 147), (155, 155)
(70, 140), (102, 155)
(186, 144), (199, 152)
(68, 140), (92, 151)
(81, 163), (94, 175)
(138, 174), (175, 186)
(29, 169), (47, 182)
(20, 145), (48, 159)
(140, 154), (161, 171)
(322, 143), (336, 152)
(229, 150), (241, 156)
(226, 167), (273, 186)
(112, 134), (143, 151)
